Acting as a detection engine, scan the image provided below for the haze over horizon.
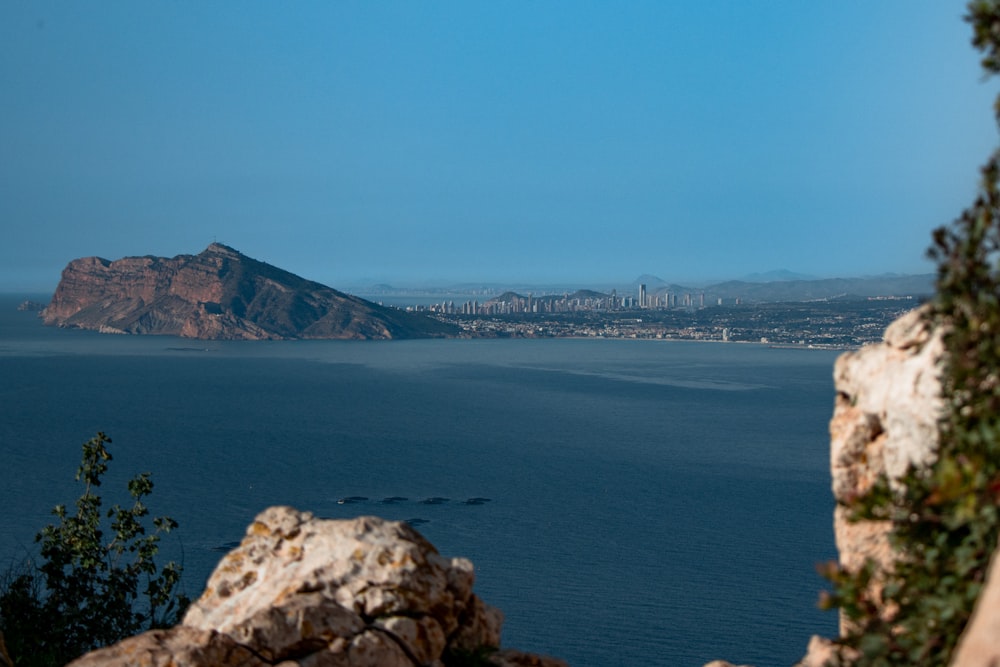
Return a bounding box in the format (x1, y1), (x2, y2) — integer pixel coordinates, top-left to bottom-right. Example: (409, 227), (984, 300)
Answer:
(2, 2), (995, 292)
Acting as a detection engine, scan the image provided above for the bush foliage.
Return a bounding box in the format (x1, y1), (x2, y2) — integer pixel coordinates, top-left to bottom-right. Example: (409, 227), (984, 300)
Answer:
(822, 2), (1000, 665)
(0, 433), (188, 667)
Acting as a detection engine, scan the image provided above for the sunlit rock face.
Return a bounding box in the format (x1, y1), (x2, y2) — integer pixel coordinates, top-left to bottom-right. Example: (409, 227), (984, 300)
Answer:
(829, 305), (946, 629)
(42, 243), (458, 340)
(705, 307), (950, 667)
(68, 507), (567, 667)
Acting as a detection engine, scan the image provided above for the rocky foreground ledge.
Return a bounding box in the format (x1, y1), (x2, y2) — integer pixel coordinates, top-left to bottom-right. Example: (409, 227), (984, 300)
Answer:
(68, 507), (566, 667)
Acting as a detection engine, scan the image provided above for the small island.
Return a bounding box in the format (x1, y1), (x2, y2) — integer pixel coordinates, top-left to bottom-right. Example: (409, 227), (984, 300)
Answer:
(41, 244), (459, 341)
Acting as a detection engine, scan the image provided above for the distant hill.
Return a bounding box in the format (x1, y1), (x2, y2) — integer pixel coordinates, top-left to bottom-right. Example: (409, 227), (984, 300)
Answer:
(632, 274), (668, 288)
(694, 274), (935, 302)
(475, 273), (935, 308)
(485, 289), (612, 306)
(741, 269), (818, 282)
(42, 244), (459, 340)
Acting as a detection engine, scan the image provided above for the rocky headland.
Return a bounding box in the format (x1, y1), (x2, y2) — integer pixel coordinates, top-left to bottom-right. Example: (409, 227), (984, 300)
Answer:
(41, 244), (459, 340)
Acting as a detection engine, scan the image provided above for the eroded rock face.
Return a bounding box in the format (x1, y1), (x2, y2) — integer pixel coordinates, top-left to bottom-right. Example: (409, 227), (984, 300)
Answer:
(828, 306), (946, 630)
(42, 244), (458, 340)
(67, 507), (567, 667)
(831, 306), (945, 501)
(184, 507), (499, 664)
(702, 307), (949, 667)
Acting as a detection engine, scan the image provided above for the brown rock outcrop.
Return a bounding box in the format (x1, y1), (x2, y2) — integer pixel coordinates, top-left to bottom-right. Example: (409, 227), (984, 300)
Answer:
(42, 244), (459, 340)
(68, 507), (567, 667)
(828, 306), (946, 630)
(704, 306), (949, 667)
(697, 299), (1000, 667)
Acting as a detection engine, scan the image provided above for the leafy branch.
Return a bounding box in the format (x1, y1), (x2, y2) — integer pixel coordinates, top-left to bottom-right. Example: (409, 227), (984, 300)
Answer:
(821, 3), (1000, 665)
(0, 433), (188, 667)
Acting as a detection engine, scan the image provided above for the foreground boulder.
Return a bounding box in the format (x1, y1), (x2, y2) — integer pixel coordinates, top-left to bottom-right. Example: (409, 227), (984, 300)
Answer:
(68, 507), (566, 667)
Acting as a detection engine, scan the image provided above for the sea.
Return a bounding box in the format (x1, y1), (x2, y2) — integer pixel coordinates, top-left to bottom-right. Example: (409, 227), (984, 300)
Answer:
(0, 294), (840, 666)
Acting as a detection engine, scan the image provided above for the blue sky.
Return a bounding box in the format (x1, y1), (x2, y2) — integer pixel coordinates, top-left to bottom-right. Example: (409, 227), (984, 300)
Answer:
(1, 1), (996, 291)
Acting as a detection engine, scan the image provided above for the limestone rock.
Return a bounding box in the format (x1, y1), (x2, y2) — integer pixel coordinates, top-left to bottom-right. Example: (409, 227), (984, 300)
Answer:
(708, 307), (947, 667)
(69, 506), (553, 667)
(794, 635), (837, 667)
(831, 306), (945, 503)
(828, 306), (945, 628)
(703, 306), (1000, 667)
(42, 244), (458, 340)
(183, 507), (500, 663)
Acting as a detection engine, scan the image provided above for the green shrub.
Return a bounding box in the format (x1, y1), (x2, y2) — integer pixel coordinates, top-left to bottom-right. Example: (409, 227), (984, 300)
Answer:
(0, 433), (188, 667)
(822, 2), (1000, 665)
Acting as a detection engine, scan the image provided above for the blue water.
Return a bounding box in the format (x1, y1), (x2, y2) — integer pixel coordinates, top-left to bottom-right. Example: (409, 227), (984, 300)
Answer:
(0, 295), (838, 666)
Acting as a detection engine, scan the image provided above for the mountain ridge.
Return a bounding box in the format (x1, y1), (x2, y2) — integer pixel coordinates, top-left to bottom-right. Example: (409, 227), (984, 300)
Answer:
(364, 273), (935, 305)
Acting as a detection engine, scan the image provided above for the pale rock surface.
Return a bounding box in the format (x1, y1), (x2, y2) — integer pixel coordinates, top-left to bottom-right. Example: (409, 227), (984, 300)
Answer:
(702, 307), (949, 667)
(68, 507), (567, 667)
(831, 306), (945, 499)
(828, 306), (946, 628)
(793, 635), (838, 667)
(822, 306), (1000, 665)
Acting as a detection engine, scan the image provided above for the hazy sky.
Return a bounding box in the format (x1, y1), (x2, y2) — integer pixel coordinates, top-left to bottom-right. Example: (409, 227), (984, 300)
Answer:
(2, 1), (997, 291)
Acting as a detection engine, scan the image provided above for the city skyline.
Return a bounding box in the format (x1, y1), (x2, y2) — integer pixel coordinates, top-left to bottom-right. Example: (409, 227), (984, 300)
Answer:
(2, 2), (995, 292)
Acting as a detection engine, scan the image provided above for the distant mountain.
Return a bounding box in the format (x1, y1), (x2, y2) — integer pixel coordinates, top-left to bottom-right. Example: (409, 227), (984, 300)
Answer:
(698, 274), (935, 302)
(42, 244), (459, 340)
(476, 274), (935, 307)
(740, 269), (818, 282)
(633, 274), (668, 288)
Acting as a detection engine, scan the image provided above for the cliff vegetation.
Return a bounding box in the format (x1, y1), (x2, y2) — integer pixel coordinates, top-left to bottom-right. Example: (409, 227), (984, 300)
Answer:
(821, 2), (1000, 664)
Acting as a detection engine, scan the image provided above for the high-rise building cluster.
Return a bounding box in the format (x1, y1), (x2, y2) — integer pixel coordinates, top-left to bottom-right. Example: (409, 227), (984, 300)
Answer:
(409, 285), (730, 316)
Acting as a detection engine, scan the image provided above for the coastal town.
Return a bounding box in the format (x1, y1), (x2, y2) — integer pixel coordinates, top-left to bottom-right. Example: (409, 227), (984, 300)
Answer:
(406, 293), (922, 349)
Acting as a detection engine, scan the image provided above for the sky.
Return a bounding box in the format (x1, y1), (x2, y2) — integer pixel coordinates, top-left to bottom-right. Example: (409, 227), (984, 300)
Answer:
(2, 1), (998, 292)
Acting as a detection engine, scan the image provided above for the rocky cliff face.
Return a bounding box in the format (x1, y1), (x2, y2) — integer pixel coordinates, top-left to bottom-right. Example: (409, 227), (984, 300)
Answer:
(707, 306), (1000, 667)
(828, 306), (946, 636)
(67, 508), (567, 667)
(822, 308), (1000, 667)
(42, 244), (459, 340)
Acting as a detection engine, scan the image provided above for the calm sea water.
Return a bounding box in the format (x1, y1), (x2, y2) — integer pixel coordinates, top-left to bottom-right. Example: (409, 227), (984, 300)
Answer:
(0, 295), (839, 666)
